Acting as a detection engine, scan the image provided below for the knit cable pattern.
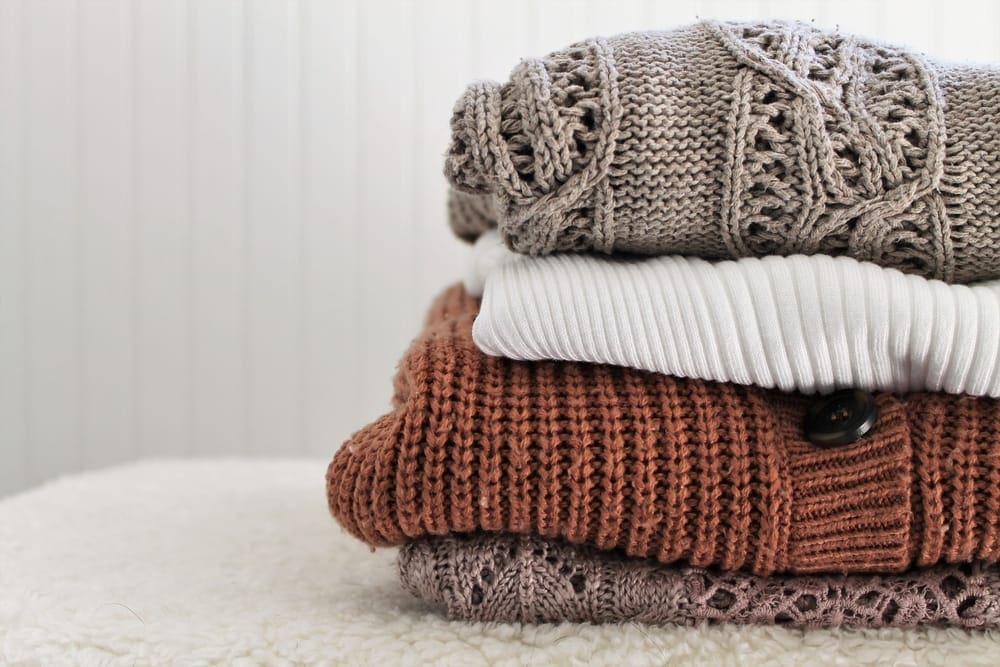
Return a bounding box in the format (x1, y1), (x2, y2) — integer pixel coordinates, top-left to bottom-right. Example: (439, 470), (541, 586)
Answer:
(326, 285), (1000, 575)
(400, 533), (1000, 629)
(445, 20), (1000, 283)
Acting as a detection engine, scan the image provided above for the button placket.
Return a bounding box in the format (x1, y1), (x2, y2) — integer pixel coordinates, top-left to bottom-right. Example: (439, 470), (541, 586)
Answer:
(805, 390), (879, 447)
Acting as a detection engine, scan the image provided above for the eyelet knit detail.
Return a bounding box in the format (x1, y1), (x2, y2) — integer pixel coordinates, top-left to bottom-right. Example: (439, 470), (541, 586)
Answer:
(445, 22), (1000, 282)
(326, 285), (1000, 576)
(445, 38), (622, 253)
(710, 21), (949, 278)
(399, 533), (1000, 629)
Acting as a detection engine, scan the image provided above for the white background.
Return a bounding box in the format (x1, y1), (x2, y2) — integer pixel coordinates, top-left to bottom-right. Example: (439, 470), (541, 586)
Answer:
(2, 0), (999, 497)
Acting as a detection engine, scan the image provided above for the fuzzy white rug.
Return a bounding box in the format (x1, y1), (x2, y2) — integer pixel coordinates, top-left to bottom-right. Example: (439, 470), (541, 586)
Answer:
(1, 460), (998, 666)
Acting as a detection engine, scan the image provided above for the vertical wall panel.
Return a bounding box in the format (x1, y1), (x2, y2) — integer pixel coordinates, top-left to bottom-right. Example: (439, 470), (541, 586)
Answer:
(536, 0), (594, 51)
(356, 0), (417, 426)
(875, 0), (934, 54)
(747, 1), (820, 22)
(191, 0), (248, 456)
(642, 0), (701, 30)
(300, 0), (360, 455)
(820, 1), (881, 38)
(0, 0), (28, 496)
(412, 1), (472, 317)
(133, 0), (193, 458)
(471, 0), (535, 79)
(244, 0), (303, 455)
(21, 1), (82, 487)
(3, 0), (1000, 496)
(589, 0), (645, 36)
(78, 0), (136, 473)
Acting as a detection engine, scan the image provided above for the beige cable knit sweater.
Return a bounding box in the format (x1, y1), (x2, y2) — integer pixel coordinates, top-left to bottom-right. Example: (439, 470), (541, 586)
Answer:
(446, 20), (1000, 283)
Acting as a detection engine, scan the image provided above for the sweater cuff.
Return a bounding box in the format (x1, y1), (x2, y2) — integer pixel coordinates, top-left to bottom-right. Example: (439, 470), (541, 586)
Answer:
(788, 395), (913, 573)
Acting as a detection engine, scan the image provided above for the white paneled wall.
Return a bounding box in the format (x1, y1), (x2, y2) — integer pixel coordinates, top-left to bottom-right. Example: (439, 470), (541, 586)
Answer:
(2, 0), (1000, 497)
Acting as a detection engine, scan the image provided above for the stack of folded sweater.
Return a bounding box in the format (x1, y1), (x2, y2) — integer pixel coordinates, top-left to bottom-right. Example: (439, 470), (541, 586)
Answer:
(328, 20), (1000, 630)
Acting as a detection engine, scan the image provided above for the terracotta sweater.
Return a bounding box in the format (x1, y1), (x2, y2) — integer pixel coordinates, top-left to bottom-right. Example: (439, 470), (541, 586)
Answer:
(327, 285), (1000, 576)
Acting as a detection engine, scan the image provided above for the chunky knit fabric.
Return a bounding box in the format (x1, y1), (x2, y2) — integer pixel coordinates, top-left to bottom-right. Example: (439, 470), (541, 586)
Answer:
(467, 231), (1000, 397)
(446, 20), (1000, 283)
(400, 533), (1000, 629)
(327, 285), (1000, 576)
(449, 190), (497, 243)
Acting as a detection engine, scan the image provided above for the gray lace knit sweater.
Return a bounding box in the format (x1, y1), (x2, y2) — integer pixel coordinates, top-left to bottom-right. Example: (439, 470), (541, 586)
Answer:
(400, 533), (1000, 629)
(446, 21), (1000, 283)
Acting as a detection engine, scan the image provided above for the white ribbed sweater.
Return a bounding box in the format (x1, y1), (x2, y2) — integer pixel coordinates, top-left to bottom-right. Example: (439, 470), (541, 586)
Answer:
(466, 232), (1000, 396)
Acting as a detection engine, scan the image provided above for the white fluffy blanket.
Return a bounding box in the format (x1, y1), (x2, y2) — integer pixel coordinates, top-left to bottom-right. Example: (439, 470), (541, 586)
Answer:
(2, 460), (998, 666)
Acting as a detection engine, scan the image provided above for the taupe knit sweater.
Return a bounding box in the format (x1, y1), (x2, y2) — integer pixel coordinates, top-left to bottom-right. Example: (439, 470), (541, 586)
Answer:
(446, 21), (1000, 283)
(401, 533), (1000, 629)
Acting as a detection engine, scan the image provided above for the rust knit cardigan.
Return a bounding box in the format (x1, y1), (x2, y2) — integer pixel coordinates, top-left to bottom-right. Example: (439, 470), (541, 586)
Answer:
(327, 285), (1000, 576)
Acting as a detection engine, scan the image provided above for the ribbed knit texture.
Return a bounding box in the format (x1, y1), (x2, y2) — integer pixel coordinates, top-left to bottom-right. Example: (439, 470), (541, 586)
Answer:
(446, 21), (1000, 283)
(466, 231), (1000, 397)
(326, 285), (1000, 575)
(400, 533), (1000, 629)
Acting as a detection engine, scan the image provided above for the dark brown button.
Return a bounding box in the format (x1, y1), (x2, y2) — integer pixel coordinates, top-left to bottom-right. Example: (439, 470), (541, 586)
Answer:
(805, 389), (878, 447)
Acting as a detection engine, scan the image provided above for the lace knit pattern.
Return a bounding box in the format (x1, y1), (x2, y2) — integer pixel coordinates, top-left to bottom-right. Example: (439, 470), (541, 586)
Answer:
(400, 533), (1000, 629)
(326, 285), (1000, 576)
(445, 20), (1000, 283)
